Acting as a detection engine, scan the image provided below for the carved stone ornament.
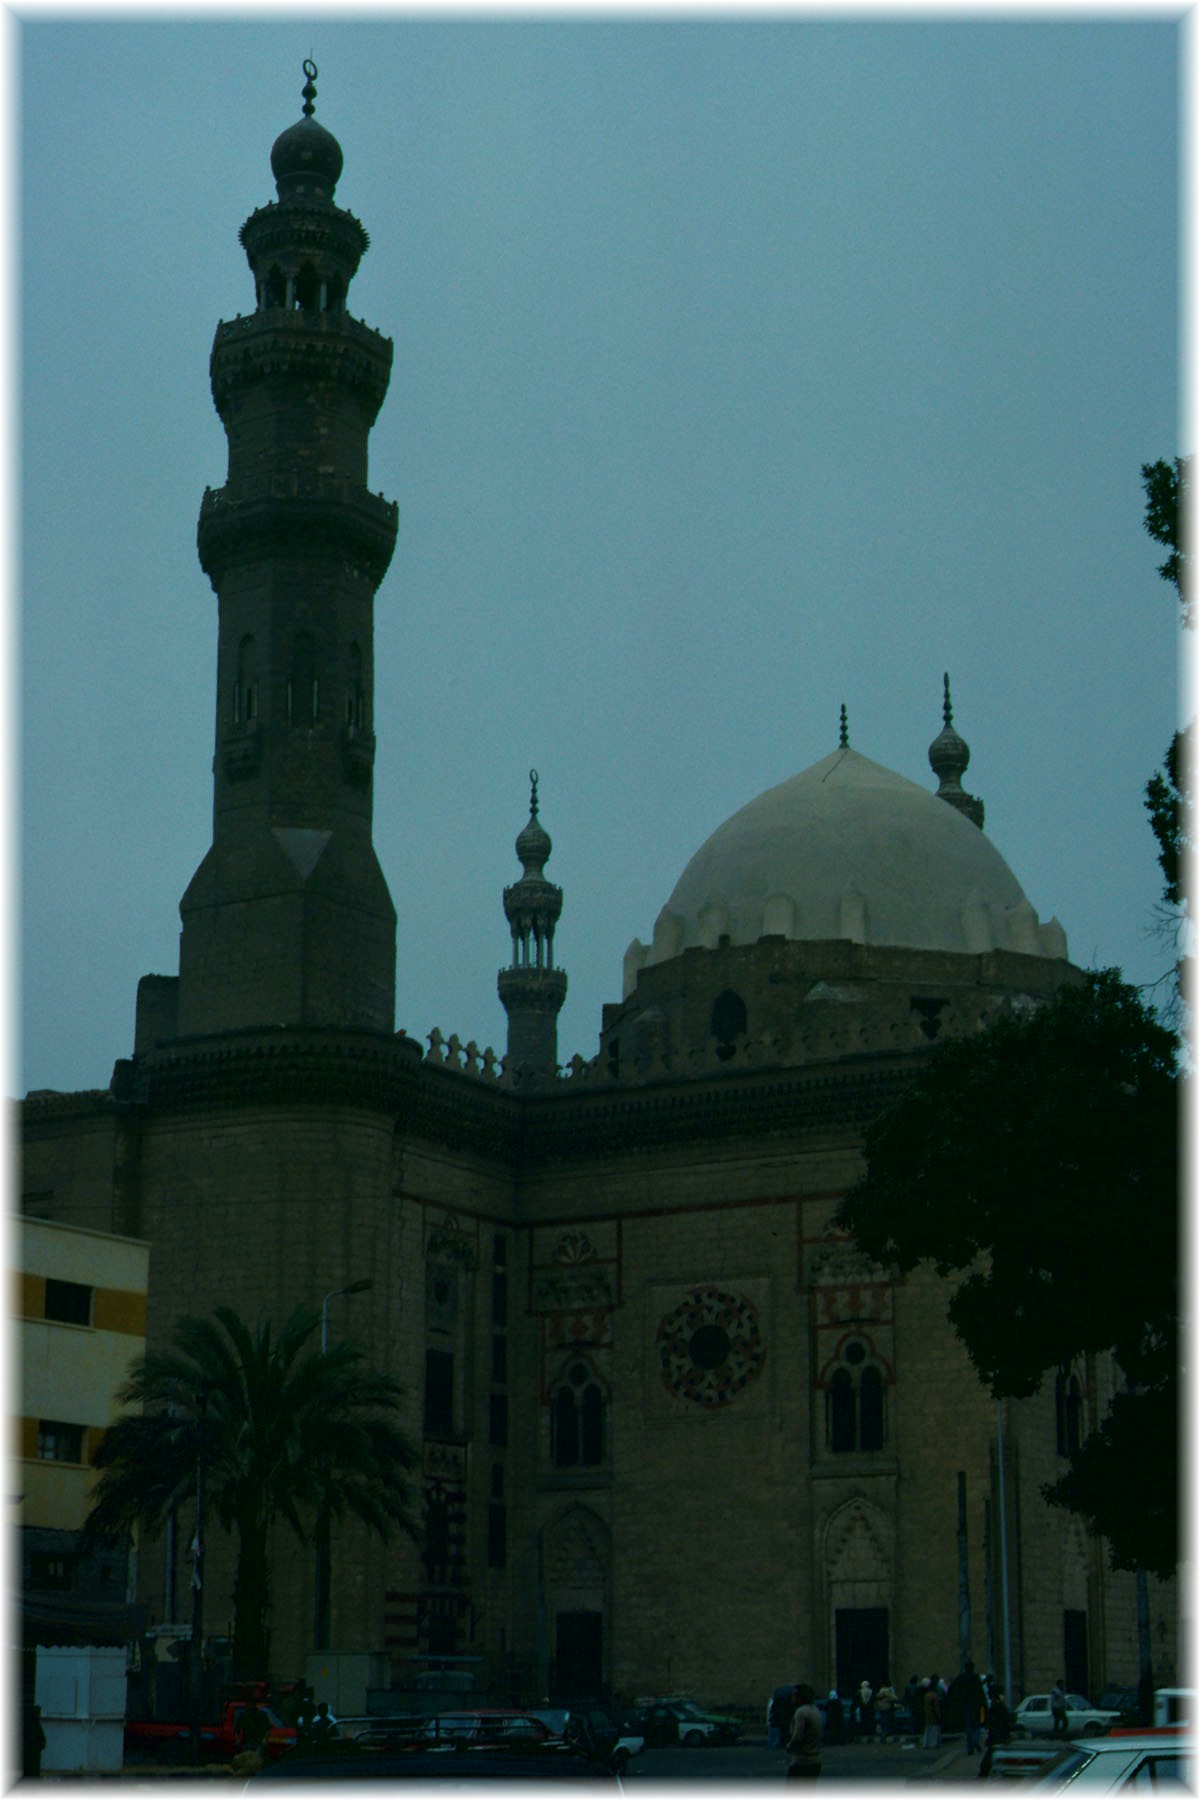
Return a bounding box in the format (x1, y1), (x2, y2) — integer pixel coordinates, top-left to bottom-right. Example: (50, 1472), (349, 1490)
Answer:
(532, 1268), (613, 1313)
(809, 1230), (879, 1287)
(553, 1231), (597, 1264)
(657, 1286), (765, 1408)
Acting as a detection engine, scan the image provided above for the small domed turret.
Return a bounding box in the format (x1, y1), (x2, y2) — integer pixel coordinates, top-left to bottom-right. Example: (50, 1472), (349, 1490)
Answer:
(928, 672), (985, 830)
(270, 61), (344, 202)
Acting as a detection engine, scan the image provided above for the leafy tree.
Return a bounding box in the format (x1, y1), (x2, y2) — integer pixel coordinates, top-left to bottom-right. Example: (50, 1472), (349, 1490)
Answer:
(835, 968), (1179, 1577)
(1141, 458), (1191, 1005)
(84, 1304), (419, 1677)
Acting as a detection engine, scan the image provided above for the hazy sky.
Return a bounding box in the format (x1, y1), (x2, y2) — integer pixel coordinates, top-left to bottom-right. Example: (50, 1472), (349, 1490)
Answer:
(20, 11), (1182, 1097)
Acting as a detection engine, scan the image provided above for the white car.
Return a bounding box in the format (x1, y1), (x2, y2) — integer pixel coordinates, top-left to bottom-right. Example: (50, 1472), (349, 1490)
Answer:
(1024, 1731), (1193, 1788)
(1014, 1694), (1123, 1739)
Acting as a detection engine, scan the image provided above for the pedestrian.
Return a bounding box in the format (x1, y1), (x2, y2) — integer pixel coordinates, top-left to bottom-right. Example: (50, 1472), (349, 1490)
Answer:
(923, 1679), (942, 1750)
(296, 1692), (316, 1749)
(950, 1660), (986, 1753)
(767, 1686), (791, 1750)
(311, 1701), (337, 1745)
(22, 1702), (46, 1778)
(824, 1690), (843, 1747)
(876, 1684), (898, 1741)
(1050, 1680), (1069, 1738)
(785, 1683), (824, 1780)
(903, 1675), (922, 1736)
(857, 1678), (875, 1743)
(979, 1689), (1011, 1779)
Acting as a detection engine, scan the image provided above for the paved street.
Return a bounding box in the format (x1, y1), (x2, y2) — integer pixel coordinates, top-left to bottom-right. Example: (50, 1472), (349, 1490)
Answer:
(625, 1737), (978, 1783)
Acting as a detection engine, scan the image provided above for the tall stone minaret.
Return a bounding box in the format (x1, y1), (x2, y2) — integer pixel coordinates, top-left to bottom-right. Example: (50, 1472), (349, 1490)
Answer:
(497, 771), (567, 1083)
(176, 63), (398, 1038)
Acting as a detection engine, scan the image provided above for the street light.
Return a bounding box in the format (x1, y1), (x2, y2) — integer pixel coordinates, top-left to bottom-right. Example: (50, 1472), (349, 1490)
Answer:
(321, 1278), (373, 1354)
(315, 1279), (373, 1650)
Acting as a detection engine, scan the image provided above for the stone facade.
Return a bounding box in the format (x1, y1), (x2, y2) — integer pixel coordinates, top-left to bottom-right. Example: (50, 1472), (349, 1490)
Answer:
(19, 69), (1177, 1714)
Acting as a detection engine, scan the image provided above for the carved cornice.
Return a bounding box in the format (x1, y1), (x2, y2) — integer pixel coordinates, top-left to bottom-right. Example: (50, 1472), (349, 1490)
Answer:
(210, 314), (393, 419)
(197, 480), (397, 589)
(117, 1027), (423, 1115)
(22, 1037), (920, 1170)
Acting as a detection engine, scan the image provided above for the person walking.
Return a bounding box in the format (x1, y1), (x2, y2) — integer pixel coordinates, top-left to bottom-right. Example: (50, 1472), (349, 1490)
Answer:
(824, 1690), (844, 1747)
(1050, 1681), (1069, 1738)
(960, 1660), (986, 1754)
(979, 1689), (1012, 1779)
(785, 1684), (824, 1780)
(923, 1679), (942, 1750)
(856, 1679), (876, 1743)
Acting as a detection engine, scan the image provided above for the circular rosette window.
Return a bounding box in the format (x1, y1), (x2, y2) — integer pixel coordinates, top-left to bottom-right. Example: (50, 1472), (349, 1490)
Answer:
(656, 1286), (765, 1407)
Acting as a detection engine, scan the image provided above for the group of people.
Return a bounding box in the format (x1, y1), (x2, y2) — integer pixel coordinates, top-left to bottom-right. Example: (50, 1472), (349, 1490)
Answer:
(769, 1661), (1017, 1780)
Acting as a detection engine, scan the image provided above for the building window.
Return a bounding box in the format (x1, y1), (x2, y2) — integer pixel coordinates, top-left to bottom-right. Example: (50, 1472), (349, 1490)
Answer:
(1056, 1371), (1084, 1457)
(825, 1341), (886, 1454)
(424, 1350), (454, 1440)
(44, 1279), (92, 1326)
(488, 1466), (506, 1569)
(235, 634), (257, 723)
(550, 1361), (606, 1469)
(31, 1552), (76, 1591)
(710, 989), (748, 1062)
(37, 1421), (85, 1463)
(424, 1494), (450, 1577)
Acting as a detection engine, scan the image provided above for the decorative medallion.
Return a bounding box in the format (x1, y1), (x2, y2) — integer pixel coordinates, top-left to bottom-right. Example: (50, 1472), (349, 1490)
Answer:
(656, 1286), (765, 1407)
(553, 1231), (597, 1265)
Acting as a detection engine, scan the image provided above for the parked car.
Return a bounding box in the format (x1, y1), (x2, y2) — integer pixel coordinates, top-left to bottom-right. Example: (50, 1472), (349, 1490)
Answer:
(1094, 1687), (1142, 1727)
(421, 1710), (559, 1746)
(530, 1707), (645, 1772)
(1019, 1731), (1194, 1789)
(1012, 1693), (1122, 1739)
(628, 1698), (742, 1747)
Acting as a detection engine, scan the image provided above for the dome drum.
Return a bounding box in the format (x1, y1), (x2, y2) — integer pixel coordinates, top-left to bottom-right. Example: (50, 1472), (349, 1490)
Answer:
(603, 934), (1080, 1088)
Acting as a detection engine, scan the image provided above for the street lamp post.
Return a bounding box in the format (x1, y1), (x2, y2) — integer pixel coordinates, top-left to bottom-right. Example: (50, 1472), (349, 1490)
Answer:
(314, 1280), (373, 1651)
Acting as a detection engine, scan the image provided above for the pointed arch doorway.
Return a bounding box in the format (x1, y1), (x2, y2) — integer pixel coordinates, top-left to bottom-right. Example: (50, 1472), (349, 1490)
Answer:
(537, 1506), (611, 1702)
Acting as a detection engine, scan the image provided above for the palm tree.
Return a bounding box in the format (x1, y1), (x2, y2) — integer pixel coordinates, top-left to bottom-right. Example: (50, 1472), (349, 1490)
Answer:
(84, 1303), (418, 1678)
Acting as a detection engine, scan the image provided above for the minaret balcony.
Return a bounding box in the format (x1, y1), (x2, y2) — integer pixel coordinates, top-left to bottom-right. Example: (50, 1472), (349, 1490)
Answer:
(497, 966), (568, 1016)
(210, 310), (393, 421)
(197, 477), (398, 587)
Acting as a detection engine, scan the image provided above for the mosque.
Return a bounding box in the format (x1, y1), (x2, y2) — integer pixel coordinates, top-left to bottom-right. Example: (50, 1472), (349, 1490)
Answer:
(20, 69), (1175, 1713)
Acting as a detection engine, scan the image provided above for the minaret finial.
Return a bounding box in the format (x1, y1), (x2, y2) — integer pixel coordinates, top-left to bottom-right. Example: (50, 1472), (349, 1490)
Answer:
(929, 672), (985, 830)
(301, 58), (318, 118)
(529, 767), (539, 819)
(839, 703), (849, 749)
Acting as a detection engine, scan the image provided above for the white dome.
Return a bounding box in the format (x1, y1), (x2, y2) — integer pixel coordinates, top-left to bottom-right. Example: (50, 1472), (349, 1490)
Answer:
(627, 747), (1066, 993)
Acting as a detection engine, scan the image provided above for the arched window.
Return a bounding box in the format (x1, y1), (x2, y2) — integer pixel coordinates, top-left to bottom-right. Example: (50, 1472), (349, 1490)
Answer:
(288, 633), (317, 727)
(235, 634), (257, 723)
(828, 1367), (856, 1453)
(263, 266), (286, 309)
(345, 643), (365, 729)
(825, 1340), (886, 1454)
(295, 263), (320, 312)
(550, 1360), (606, 1469)
(710, 989), (748, 1062)
(1055, 1371), (1084, 1457)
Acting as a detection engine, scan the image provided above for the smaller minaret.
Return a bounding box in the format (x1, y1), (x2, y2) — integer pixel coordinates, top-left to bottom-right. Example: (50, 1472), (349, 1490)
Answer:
(928, 673), (985, 829)
(497, 771), (568, 1084)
